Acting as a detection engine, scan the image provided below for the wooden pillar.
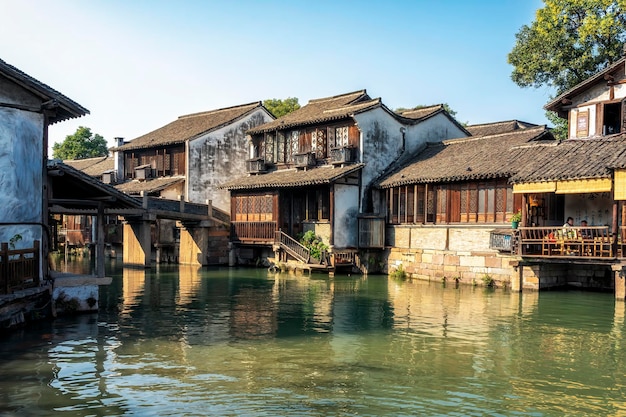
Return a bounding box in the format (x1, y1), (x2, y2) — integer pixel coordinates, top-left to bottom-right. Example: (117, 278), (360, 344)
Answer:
(123, 220), (152, 268)
(95, 203), (105, 277)
(179, 223), (208, 266)
(613, 264), (626, 300)
(521, 193), (528, 227)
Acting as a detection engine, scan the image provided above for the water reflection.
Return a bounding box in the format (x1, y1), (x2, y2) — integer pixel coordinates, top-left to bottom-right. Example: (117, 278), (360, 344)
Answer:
(1, 265), (626, 416)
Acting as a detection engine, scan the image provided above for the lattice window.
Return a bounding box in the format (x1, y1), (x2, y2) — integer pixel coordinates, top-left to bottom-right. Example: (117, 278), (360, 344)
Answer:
(336, 126), (349, 147)
(290, 131), (299, 160)
(315, 128), (327, 158)
(265, 134), (275, 163)
(496, 187), (505, 212)
(277, 132), (286, 163)
(264, 195), (273, 215)
(469, 188), (478, 213)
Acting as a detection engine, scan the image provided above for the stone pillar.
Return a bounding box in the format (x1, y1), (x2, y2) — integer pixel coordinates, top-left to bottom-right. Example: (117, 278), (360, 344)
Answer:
(179, 223), (208, 266)
(613, 264), (626, 300)
(228, 242), (236, 267)
(123, 220), (152, 268)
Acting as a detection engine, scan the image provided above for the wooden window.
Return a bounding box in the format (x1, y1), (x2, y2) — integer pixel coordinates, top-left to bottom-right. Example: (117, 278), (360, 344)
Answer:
(290, 131), (300, 159)
(335, 126), (349, 147)
(265, 133), (275, 163)
(388, 179), (514, 225)
(315, 128), (327, 159)
(277, 132), (286, 163)
(426, 186), (436, 223)
(407, 186), (415, 223)
(576, 110), (589, 138)
(416, 185), (425, 223)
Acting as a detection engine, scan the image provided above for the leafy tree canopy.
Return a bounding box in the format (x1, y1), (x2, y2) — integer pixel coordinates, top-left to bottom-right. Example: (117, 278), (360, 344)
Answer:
(52, 126), (108, 160)
(263, 97), (301, 118)
(508, 0), (626, 94)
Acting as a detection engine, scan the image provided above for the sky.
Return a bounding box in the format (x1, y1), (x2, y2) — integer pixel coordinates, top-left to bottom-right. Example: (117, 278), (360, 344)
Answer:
(1, 0), (552, 153)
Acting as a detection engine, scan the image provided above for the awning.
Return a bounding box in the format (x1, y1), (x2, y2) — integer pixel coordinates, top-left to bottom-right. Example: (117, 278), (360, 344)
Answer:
(555, 178), (612, 194)
(513, 178), (612, 194)
(615, 169), (626, 200)
(512, 182), (556, 194)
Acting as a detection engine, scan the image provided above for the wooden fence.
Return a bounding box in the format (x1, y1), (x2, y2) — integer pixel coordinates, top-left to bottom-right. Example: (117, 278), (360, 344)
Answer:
(0, 240), (40, 295)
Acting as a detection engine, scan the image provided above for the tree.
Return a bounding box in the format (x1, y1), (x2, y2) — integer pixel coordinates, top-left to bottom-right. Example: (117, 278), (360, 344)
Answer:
(508, 0), (626, 137)
(52, 126), (108, 160)
(263, 97), (300, 118)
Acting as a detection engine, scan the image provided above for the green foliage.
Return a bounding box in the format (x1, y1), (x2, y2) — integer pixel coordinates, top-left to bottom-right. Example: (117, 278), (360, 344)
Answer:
(511, 210), (523, 223)
(545, 110), (568, 139)
(508, 0), (626, 95)
(389, 264), (407, 280)
(8, 234), (22, 250)
(52, 126), (108, 160)
(263, 97), (301, 118)
(481, 274), (495, 288)
(299, 230), (328, 261)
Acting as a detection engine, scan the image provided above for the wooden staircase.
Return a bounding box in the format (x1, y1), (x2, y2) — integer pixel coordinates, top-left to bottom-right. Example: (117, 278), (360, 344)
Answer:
(275, 230), (310, 263)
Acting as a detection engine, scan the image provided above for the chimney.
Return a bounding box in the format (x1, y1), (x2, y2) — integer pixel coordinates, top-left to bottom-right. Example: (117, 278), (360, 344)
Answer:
(114, 137), (125, 147)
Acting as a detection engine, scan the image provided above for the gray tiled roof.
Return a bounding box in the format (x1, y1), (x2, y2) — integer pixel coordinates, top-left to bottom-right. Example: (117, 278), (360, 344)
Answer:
(247, 90), (376, 134)
(466, 120), (538, 137)
(510, 133), (626, 183)
(0, 58), (89, 124)
(221, 164), (364, 190)
(396, 105), (445, 120)
(116, 102), (265, 151)
(114, 176), (184, 194)
(378, 125), (553, 188)
(63, 156), (114, 177)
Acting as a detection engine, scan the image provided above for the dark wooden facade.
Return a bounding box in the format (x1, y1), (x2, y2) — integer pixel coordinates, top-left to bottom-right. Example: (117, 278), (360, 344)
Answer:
(386, 178), (522, 225)
(123, 144), (186, 180)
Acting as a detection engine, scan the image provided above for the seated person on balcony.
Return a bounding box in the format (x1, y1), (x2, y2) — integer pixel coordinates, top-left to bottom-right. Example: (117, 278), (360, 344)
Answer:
(562, 217), (576, 239)
(579, 220), (592, 238)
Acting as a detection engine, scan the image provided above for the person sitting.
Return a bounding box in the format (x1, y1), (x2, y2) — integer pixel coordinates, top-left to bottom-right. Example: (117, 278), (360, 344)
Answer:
(562, 217), (576, 239)
(579, 220), (592, 239)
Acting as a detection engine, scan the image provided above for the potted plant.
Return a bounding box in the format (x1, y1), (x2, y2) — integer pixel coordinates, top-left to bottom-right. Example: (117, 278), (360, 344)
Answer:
(511, 210), (522, 229)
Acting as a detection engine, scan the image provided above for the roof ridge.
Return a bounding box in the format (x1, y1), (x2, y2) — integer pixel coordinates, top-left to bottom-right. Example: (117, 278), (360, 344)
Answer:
(443, 125), (547, 144)
(178, 101), (261, 119)
(322, 97), (381, 114)
(307, 89), (367, 104)
(400, 104), (443, 113)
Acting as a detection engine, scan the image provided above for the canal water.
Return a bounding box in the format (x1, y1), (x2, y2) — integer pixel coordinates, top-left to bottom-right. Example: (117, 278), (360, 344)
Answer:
(1, 260), (625, 416)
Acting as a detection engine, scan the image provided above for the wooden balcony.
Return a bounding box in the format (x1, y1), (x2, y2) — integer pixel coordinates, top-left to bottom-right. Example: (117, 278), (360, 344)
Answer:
(1, 240), (40, 295)
(330, 146), (358, 165)
(293, 152), (316, 168)
(231, 221), (277, 243)
(246, 158), (268, 174)
(516, 226), (615, 259)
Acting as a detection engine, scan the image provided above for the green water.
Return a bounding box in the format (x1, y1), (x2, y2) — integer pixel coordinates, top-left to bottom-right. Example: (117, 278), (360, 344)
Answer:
(1, 262), (625, 416)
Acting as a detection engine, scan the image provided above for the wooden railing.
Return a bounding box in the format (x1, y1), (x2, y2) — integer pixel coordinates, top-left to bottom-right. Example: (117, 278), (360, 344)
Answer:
(517, 226), (614, 258)
(1, 240), (40, 295)
(275, 230), (310, 263)
(231, 221), (277, 243)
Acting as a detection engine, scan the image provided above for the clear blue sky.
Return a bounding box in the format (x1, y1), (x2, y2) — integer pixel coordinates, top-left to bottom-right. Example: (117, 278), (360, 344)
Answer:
(1, 0), (550, 152)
